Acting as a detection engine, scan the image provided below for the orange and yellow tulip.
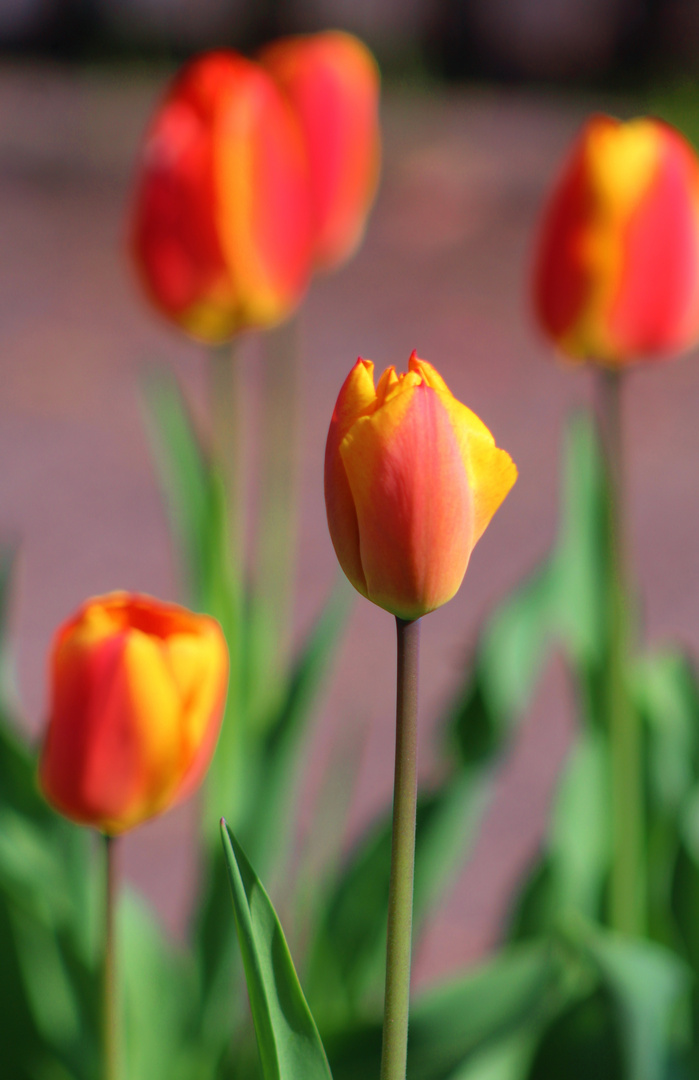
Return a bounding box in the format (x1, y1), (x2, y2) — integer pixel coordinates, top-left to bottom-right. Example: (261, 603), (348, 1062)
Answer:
(533, 114), (699, 366)
(325, 352), (517, 620)
(261, 30), (380, 271)
(130, 51), (312, 343)
(39, 593), (229, 835)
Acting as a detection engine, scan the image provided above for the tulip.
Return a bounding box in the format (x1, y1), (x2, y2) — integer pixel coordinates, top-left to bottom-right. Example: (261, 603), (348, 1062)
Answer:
(130, 50), (312, 343)
(533, 113), (699, 365)
(39, 593), (229, 835)
(261, 30), (380, 271)
(325, 352), (517, 620)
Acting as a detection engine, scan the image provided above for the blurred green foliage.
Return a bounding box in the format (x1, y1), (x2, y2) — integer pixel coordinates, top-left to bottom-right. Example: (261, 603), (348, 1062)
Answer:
(3, 377), (699, 1079)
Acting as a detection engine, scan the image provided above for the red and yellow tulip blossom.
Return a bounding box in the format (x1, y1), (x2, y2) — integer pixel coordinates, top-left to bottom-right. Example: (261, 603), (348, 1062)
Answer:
(130, 51), (312, 343)
(39, 593), (229, 835)
(325, 352), (517, 620)
(261, 30), (380, 271)
(533, 114), (699, 366)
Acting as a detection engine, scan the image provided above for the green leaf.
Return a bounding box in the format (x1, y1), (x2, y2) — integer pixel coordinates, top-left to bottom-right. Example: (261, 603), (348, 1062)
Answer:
(306, 771), (491, 1023)
(632, 648), (699, 950)
(450, 1031), (541, 1080)
(119, 890), (204, 1080)
(239, 581), (352, 871)
(549, 412), (610, 672)
(0, 889), (43, 1079)
(140, 367), (211, 606)
(194, 586), (350, 1063)
(528, 987), (623, 1080)
(143, 367), (248, 835)
(584, 927), (691, 1080)
(478, 564), (555, 726)
(473, 411), (608, 732)
(8, 902), (82, 1051)
(508, 730), (611, 938)
(326, 941), (570, 1080)
(220, 819), (333, 1080)
(635, 650), (699, 817)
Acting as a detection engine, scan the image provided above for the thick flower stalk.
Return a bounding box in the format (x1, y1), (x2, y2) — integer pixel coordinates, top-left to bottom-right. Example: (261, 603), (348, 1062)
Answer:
(325, 351), (517, 620)
(39, 592), (229, 835)
(533, 113), (699, 366)
(130, 50), (312, 342)
(261, 30), (381, 271)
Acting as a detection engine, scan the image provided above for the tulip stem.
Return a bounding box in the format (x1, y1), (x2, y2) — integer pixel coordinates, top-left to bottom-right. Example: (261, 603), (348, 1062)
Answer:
(207, 341), (247, 830)
(381, 616), (421, 1080)
(209, 340), (246, 577)
(103, 834), (119, 1080)
(596, 368), (645, 937)
(252, 317), (301, 712)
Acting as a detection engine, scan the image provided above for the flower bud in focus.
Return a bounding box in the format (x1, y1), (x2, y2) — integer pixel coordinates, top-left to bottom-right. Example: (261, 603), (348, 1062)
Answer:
(261, 31), (380, 271)
(130, 51), (312, 343)
(39, 593), (229, 835)
(533, 114), (699, 366)
(325, 352), (517, 620)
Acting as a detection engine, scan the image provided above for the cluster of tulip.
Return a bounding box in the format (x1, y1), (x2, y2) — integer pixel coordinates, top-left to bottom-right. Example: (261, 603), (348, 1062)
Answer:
(16, 33), (699, 1080)
(130, 31), (381, 342)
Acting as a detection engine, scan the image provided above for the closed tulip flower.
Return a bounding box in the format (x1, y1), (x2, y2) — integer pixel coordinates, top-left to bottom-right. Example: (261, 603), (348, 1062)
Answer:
(261, 30), (380, 270)
(533, 114), (699, 365)
(325, 352), (517, 620)
(39, 593), (229, 835)
(131, 51), (312, 343)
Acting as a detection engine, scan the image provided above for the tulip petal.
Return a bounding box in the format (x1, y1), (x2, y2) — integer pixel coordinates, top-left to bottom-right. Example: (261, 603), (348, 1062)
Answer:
(94, 631), (182, 832)
(215, 62), (312, 329)
(533, 133), (591, 349)
(324, 359), (377, 596)
(40, 631), (129, 830)
(609, 124), (699, 356)
(329, 357), (377, 442)
(409, 354), (518, 543)
(131, 51), (313, 342)
(131, 92), (237, 341)
(340, 381), (474, 619)
(262, 31), (381, 269)
(163, 628), (228, 802)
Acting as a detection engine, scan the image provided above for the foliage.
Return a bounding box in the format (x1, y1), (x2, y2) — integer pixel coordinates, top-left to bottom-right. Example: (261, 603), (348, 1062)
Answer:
(3, 382), (699, 1079)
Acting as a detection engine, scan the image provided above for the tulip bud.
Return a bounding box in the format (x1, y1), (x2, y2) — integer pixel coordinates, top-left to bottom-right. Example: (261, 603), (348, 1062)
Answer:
(261, 30), (380, 271)
(130, 51), (312, 343)
(325, 352), (517, 620)
(39, 593), (229, 835)
(533, 113), (699, 366)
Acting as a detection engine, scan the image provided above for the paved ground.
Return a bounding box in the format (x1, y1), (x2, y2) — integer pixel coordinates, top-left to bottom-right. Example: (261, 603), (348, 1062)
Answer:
(2, 63), (699, 986)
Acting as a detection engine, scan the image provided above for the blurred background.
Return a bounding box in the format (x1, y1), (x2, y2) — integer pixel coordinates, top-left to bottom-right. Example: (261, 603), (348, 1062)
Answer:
(2, 0), (699, 83)
(3, 0), (699, 987)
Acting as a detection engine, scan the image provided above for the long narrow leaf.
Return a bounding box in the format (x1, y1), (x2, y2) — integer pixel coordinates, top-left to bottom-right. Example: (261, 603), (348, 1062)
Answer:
(220, 819), (333, 1080)
(239, 581), (352, 870)
(140, 367), (211, 606)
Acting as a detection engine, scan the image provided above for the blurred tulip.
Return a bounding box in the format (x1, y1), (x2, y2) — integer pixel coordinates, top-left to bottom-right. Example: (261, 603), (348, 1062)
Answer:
(130, 50), (312, 342)
(533, 113), (699, 365)
(39, 593), (229, 835)
(325, 352), (517, 620)
(261, 30), (380, 270)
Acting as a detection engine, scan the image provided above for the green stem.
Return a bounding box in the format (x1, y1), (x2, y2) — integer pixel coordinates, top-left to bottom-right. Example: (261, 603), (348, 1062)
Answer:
(103, 834), (118, 1080)
(596, 368), (644, 936)
(257, 316), (300, 671)
(381, 617), (421, 1080)
(209, 340), (245, 578)
(206, 341), (247, 831)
